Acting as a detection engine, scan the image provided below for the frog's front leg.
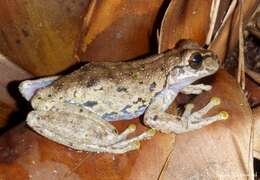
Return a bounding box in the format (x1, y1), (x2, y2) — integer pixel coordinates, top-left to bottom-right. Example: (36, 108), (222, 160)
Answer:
(144, 89), (229, 134)
(181, 84), (212, 95)
(27, 103), (155, 154)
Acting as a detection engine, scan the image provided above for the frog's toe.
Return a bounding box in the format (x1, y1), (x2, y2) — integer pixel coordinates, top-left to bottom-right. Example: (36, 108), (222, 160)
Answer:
(192, 96), (222, 116)
(130, 141), (141, 150)
(111, 128), (156, 149)
(179, 97), (229, 131)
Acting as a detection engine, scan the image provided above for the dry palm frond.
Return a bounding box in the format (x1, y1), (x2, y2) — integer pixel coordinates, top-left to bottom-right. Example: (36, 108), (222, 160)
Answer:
(237, 0), (246, 90)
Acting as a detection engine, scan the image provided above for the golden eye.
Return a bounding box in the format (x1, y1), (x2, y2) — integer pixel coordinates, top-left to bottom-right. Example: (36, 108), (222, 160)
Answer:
(189, 52), (203, 69)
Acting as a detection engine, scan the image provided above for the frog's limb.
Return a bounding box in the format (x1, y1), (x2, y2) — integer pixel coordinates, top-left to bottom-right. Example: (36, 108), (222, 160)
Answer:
(144, 89), (228, 133)
(181, 84), (212, 95)
(28, 111), (140, 153)
(19, 76), (60, 101)
(27, 106), (155, 153)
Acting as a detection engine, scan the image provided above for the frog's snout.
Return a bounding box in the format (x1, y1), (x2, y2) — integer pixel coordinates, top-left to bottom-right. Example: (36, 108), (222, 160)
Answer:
(203, 56), (219, 73)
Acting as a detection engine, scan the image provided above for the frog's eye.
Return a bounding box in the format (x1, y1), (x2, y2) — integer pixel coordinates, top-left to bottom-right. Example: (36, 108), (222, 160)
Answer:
(189, 52), (203, 69)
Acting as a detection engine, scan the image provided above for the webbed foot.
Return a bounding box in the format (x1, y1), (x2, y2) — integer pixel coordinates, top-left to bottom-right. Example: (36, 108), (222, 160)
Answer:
(144, 96), (228, 134)
(180, 97), (229, 132)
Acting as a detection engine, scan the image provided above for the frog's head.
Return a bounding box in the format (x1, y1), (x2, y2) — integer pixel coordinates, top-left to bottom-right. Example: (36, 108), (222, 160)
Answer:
(167, 40), (219, 89)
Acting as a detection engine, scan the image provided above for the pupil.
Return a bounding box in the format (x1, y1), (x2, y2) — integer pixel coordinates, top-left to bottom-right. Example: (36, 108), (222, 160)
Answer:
(193, 53), (203, 63)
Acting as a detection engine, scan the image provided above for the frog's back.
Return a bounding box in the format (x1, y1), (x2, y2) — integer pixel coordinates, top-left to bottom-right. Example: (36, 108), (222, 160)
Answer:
(50, 50), (179, 120)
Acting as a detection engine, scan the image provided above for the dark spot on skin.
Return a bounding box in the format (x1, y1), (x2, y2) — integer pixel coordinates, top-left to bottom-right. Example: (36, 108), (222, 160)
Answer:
(140, 65), (145, 70)
(149, 82), (157, 92)
(83, 101), (98, 108)
(139, 81), (143, 84)
(73, 90), (77, 97)
(22, 29), (29, 37)
(59, 97), (63, 100)
(116, 87), (128, 93)
(160, 66), (165, 71)
(133, 98), (146, 104)
(112, 128), (118, 134)
(153, 115), (158, 121)
(121, 105), (132, 112)
(48, 94), (52, 97)
(79, 109), (83, 112)
(134, 106), (147, 114)
(102, 112), (118, 119)
(133, 98), (142, 104)
(132, 73), (138, 80)
(120, 105), (133, 117)
(86, 79), (97, 87)
(37, 97), (42, 100)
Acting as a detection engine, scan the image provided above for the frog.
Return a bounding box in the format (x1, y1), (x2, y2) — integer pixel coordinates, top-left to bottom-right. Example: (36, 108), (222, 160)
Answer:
(19, 40), (229, 154)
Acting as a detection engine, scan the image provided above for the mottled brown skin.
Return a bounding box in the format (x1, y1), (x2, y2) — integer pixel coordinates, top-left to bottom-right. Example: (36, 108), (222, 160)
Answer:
(32, 49), (181, 120)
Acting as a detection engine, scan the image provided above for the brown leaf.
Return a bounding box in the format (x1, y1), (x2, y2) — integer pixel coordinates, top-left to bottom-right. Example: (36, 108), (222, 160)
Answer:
(158, 0), (212, 53)
(0, 0), (90, 76)
(0, 119), (174, 180)
(209, 0), (237, 62)
(0, 102), (13, 128)
(253, 106), (260, 159)
(228, 0), (259, 55)
(159, 69), (254, 179)
(79, 0), (164, 62)
(0, 54), (32, 106)
(245, 76), (260, 107)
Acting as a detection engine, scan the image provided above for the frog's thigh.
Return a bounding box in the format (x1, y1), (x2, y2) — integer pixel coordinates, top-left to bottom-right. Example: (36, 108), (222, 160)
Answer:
(144, 96), (228, 134)
(27, 109), (155, 153)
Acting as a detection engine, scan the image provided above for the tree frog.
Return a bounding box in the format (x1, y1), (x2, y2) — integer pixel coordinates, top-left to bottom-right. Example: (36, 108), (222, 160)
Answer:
(19, 40), (228, 154)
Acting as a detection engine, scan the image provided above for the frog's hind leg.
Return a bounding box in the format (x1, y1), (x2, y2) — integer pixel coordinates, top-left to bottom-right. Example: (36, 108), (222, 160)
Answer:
(26, 109), (155, 154)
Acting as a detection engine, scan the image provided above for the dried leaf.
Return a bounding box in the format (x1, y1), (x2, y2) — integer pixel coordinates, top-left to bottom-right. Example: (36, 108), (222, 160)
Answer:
(79, 0), (164, 62)
(158, 0), (212, 53)
(0, 119), (175, 179)
(0, 0), (90, 76)
(253, 106), (260, 159)
(0, 54), (32, 106)
(228, 0), (259, 55)
(0, 102), (13, 128)
(209, 0), (237, 62)
(245, 76), (260, 107)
